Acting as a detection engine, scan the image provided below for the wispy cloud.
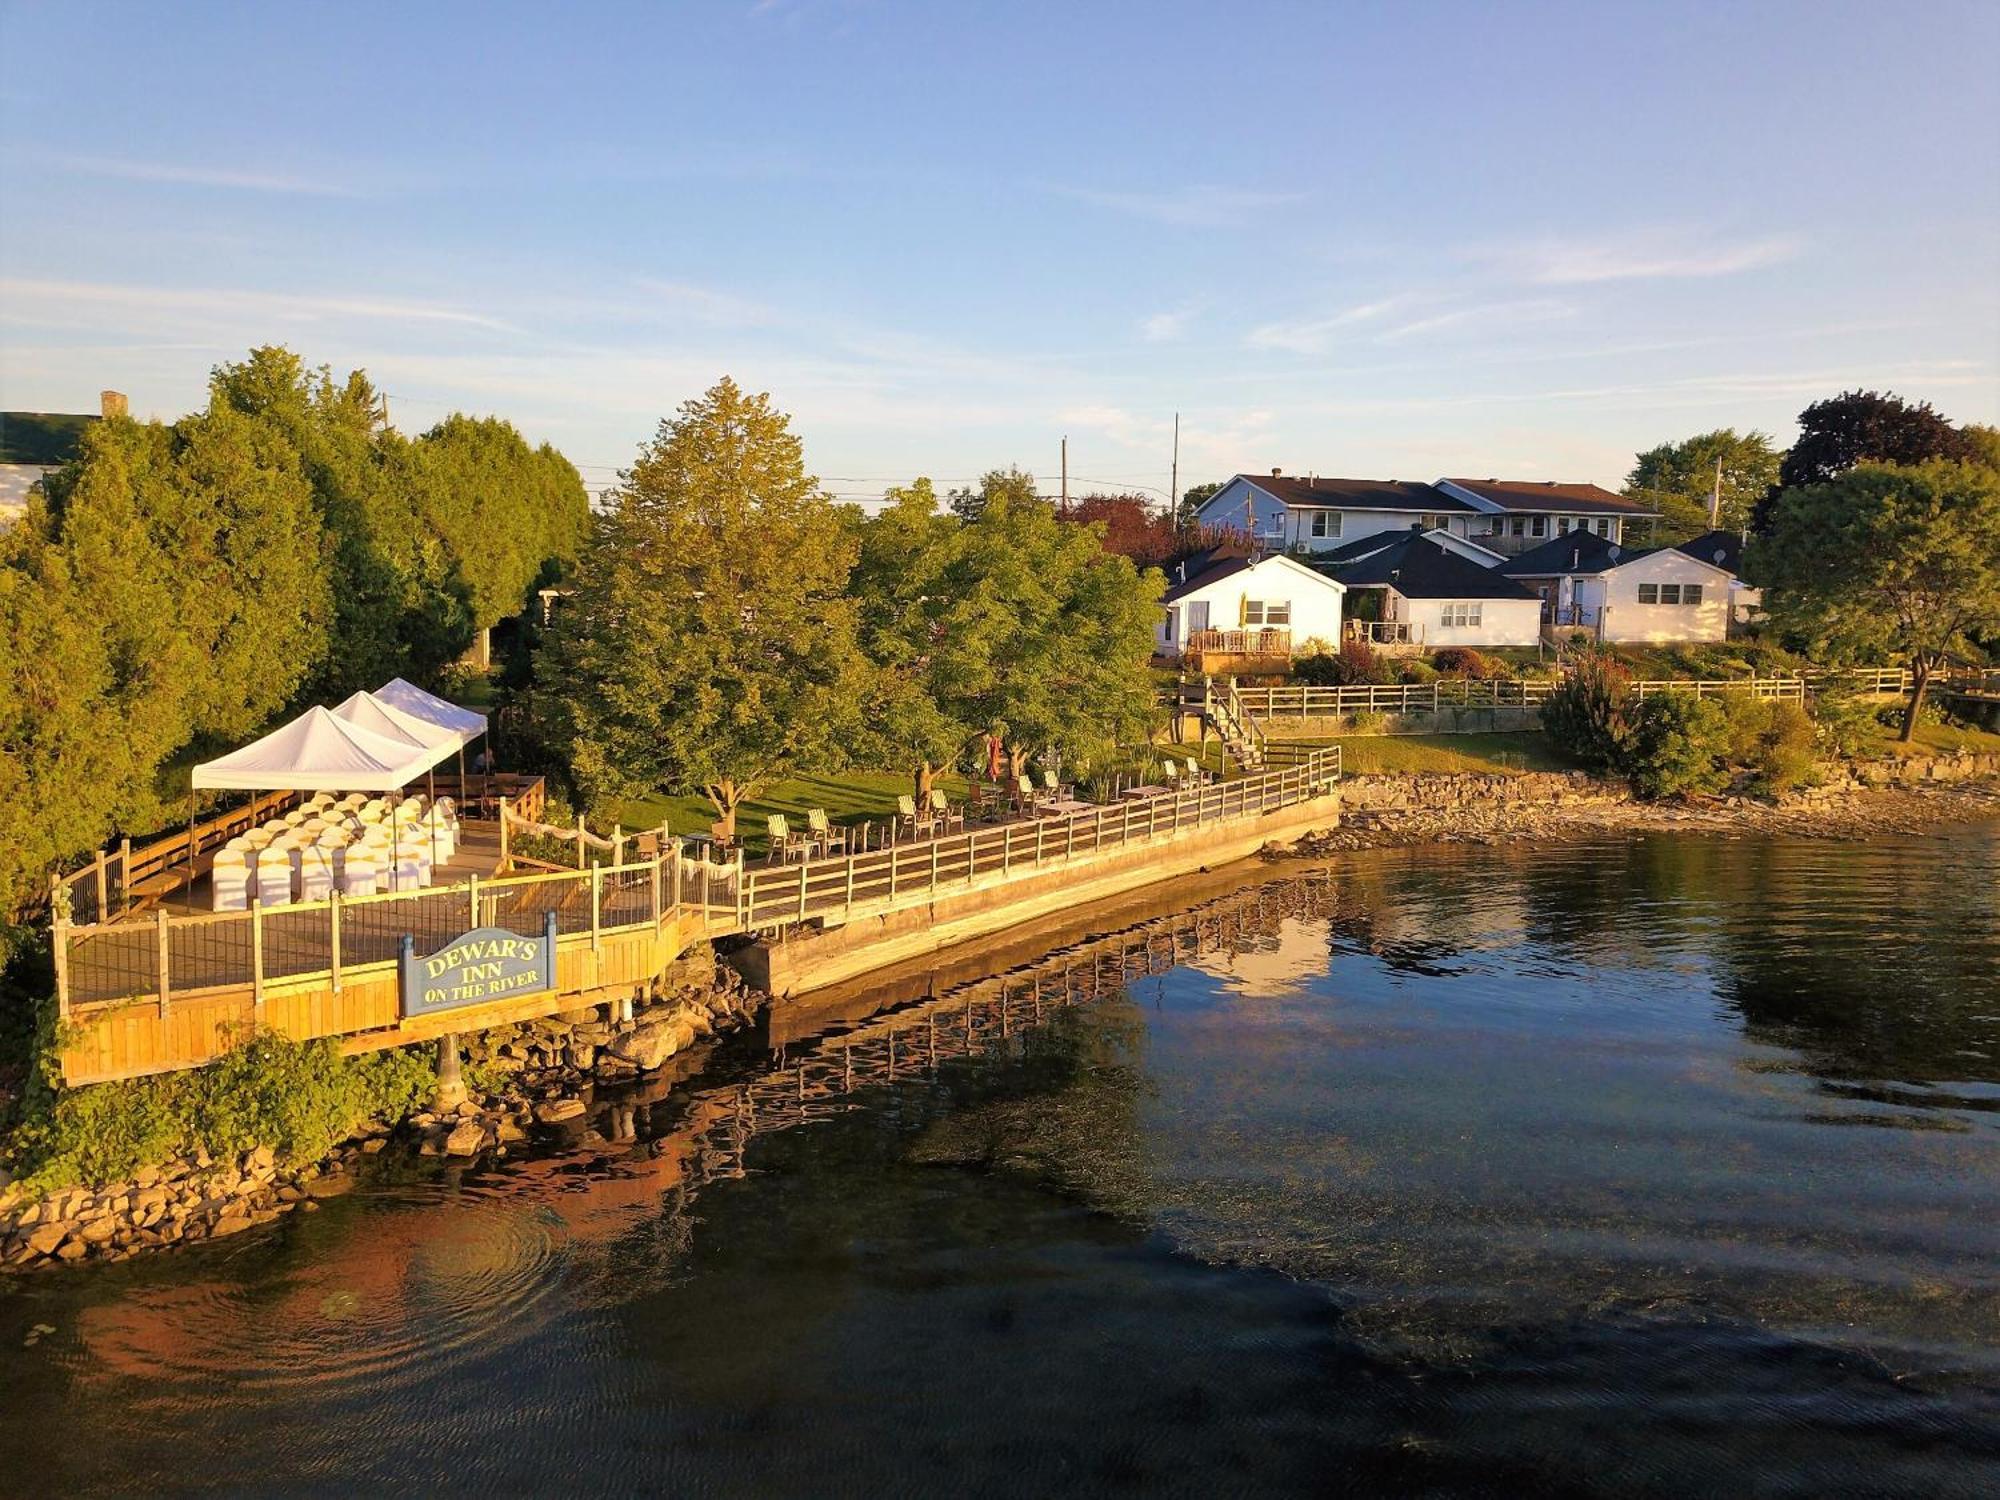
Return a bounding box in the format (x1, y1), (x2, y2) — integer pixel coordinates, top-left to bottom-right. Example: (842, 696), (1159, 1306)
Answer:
(629, 278), (778, 328)
(1048, 182), (1304, 227)
(1140, 307), (1194, 343)
(1378, 297), (1573, 342)
(32, 151), (360, 197)
(1244, 298), (1406, 354)
(0, 277), (517, 332)
(1489, 231), (1803, 285)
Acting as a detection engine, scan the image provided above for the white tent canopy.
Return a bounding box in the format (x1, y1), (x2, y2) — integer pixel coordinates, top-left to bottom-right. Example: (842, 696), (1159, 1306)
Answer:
(374, 677), (486, 744)
(191, 705), (451, 791)
(332, 689), (465, 755)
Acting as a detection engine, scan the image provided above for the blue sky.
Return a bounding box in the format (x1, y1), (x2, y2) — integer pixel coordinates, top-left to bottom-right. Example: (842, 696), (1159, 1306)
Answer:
(2, 0), (1995, 503)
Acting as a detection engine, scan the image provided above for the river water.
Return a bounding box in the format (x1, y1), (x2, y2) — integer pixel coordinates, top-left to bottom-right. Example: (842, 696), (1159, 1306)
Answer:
(3, 826), (1999, 1497)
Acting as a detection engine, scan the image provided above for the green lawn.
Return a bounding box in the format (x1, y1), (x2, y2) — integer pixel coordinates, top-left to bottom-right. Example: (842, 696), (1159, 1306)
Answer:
(1324, 732), (1567, 776)
(1852, 719), (2000, 759)
(610, 770), (982, 855)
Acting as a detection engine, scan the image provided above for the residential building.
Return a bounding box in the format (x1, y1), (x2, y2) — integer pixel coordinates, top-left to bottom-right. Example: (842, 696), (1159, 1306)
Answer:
(1431, 478), (1653, 557)
(0, 392), (123, 527)
(1158, 549), (1346, 671)
(1501, 531), (1732, 643)
(1673, 529), (1762, 628)
(1320, 529), (1542, 649)
(1191, 470), (1656, 561)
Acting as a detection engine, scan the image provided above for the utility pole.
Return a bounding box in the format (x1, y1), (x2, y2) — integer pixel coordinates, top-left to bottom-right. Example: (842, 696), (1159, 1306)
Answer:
(1709, 454), (1724, 530)
(1060, 435), (1068, 517)
(1170, 411), (1180, 524)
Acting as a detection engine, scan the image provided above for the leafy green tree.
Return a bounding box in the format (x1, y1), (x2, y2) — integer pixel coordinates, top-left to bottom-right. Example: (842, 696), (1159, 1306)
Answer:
(1541, 649), (1637, 771)
(1627, 692), (1729, 799)
(536, 378), (873, 836)
(1750, 460), (2000, 740)
(1176, 479), (1224, 527)
(946, 466), (1040, 523)
(884, 488), (1164, 780)
(1624, 428), (1781, 541)
(1756, 390), (1981, 531)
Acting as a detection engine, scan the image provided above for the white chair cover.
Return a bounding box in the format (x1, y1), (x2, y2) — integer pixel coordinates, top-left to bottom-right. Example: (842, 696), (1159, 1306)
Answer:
(341, 849), (380, 897)
(211, 850), (250, 912)
(298, 844), (335, 901)
(253, 848), (292, 906)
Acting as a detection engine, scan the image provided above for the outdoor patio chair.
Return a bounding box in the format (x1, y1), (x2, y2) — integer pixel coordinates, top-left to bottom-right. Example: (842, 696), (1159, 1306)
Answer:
(928, 789), (965, 833)
(897, 793), (937, 839)
(1041, 768), (1073, 801)
(298, 845), (335, 901)
(806, 807), (848, 856)
(341, 849), (380, 897)
(1183, 757), (1207, 785)
(252, 845), (292, 907)
(766, 814), (811, 864)
(1160, 760), (1181, 787)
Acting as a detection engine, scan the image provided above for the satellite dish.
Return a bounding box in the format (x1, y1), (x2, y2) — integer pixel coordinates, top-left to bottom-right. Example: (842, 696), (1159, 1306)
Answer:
(1713, 548), (1727, 564)
(1608, 544), (1621, 561)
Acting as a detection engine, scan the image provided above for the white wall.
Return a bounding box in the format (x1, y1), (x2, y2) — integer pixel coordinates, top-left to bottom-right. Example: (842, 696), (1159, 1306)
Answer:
(1158, 555), (1345, 656)
(1385, 591), (1542, 648)
(1596, 551), (1729, 643)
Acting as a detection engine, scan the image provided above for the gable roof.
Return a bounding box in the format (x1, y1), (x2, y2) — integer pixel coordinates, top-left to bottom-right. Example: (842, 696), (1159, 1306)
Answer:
(1163, 549), (1346, 604)
(1499, 530), (1642, 577)
(1438, 477), (1653, 517)
(1323, 533), (1538, 601)
(1674, 529), (1744, 576)
(1223, 474), (1478, 514)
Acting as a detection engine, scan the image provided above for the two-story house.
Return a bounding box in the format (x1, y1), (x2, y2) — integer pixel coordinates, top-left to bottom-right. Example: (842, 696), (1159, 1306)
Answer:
(1191, 471), (1655, 561)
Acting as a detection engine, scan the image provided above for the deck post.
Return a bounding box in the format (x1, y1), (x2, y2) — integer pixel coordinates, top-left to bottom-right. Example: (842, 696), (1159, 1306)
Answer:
(590, 866), (602, 952)
(576, 811), (587, 869)
(93, 851), (108, 922)
(650, 856), (662, 923)
(119, 836), (132, 917)
(612, 823), (624, 867)
(330, 890), (343, 994)
(844, 856), (855, 919)
(250, 899), (264, 1014)
(156, 908), (173, 1014)
(930, 839), (940, 894)
(889, 842), (900, 899)
(498, 796), (511, 871)
(1034, 820), (1044, 865)
(52, 900), (71, 1023)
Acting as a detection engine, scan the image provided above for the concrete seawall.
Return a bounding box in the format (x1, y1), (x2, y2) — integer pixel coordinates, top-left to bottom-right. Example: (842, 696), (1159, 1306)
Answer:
(735, 790), (1344, 999)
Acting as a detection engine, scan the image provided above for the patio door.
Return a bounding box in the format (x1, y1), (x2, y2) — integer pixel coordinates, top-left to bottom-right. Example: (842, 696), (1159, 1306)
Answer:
(1186, 601), (1210, 640)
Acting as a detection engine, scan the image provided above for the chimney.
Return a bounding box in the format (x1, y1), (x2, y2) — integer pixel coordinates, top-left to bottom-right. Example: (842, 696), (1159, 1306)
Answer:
(100, 390), (129, 420)
(1270, 467), (1282, 478)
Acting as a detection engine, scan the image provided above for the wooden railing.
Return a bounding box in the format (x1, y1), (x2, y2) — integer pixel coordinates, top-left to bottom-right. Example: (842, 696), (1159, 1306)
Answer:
(730, 747), (1341, 934)
(1345, 620), (1423, 646)
(1186, 627), (1293, 658)
(1233, 674), (1806, 723)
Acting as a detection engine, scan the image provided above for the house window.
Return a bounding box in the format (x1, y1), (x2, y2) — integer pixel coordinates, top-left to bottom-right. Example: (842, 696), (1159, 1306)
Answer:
(1658, 584), (1682, 605)
(1244, 599), (1291, 627)
(1530, 516), (1548, 537)
(1557, 517), (1572, 534)
(1594, 518), (1610, 536)
(1420, 514), (1445, 531)
(1638, 584), (1658, 604)
(1309, 511), (1339, 538)
(1511, 517), (1527, 537)
(1440, 602), (1484, 628)
(1681, 584), (1703, 606)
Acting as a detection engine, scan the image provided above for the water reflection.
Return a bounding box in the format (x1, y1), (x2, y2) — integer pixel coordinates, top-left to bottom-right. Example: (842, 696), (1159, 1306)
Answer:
(4, 825), (1999, 1495)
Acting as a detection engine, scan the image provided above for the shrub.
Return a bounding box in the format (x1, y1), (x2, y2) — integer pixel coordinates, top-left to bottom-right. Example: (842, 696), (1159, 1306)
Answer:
(1344, 710), (1390, 735)
(6, 1029), (437, 1193)
(1812, 689), (1881, 759)
(1432, 646), (1497, 678)
(1628, 692), (1731, 799)
(1750, 700), (1819, 795)
(1397, 660), (1439, 685)
(1540, 651), (1636, 772)
(1297, 639), (1386, 686)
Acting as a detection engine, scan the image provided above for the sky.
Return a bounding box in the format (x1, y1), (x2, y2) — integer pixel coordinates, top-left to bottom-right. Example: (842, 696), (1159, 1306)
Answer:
(1, 0), (1996, 504)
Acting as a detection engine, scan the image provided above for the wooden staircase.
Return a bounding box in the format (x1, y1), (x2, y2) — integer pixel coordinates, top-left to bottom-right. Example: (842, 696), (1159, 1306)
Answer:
(1187, 679), (1267, 770)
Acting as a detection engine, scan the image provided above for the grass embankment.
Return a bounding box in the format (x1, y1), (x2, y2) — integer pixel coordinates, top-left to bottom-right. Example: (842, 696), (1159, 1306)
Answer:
(1852, 719), (2000, 759)
(1319, 733), (1565, 776)
(612, 771), (982, 856)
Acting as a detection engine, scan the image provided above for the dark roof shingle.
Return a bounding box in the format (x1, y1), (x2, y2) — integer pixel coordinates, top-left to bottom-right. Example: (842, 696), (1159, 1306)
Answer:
(1235, 474), (1478, 514)
(1443, 477), (1653, 517)
(1324, 533), (1538, 600)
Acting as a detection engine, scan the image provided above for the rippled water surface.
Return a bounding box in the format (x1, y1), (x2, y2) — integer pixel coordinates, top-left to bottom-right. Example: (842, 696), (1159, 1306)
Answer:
(4, 826), (2000, 1497)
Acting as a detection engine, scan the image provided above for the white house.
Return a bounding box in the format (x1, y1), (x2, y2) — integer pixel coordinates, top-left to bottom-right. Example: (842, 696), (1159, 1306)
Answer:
(1192, 471), (1656, 560)
(1322, 531), (1543, 649)
(1674, 529), (1761, 629)
(1501, 532), (1732, 643)
(1158, 549), (1346, 665)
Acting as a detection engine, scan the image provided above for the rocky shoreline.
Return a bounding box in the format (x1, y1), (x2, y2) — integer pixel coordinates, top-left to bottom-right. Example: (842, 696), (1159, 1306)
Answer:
(1290, 756), (2000, 856)
(0, 952), (765, 1273)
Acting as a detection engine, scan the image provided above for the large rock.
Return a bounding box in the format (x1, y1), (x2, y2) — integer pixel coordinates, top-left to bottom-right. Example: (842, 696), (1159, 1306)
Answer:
(25, 1223), (68, 1257)
(608, 1019), (694, 1072)
(534, 1098), (587, 1125)
(443, 1120), (486, 1157)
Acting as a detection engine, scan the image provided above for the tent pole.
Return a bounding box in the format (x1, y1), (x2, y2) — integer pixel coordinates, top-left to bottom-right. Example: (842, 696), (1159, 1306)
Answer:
(427, 767), (437, 867)
(187, 779), (196, 913)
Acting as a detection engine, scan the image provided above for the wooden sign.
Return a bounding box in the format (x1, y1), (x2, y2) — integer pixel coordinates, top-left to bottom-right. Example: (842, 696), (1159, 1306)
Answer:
(399, 912), (558, 1019)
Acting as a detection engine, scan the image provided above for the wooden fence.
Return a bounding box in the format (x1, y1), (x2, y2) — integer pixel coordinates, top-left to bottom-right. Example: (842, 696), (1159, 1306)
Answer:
(1229, 673), (1807, 721)
(730, 747), (1341, 934)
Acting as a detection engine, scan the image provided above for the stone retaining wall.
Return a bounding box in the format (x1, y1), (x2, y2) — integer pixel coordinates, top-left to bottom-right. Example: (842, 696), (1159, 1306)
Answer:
(1337, 768), (1625, 813)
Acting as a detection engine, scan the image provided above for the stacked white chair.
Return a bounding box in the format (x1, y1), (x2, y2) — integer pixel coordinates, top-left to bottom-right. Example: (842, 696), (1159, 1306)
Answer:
(253, 842), (293, 906)
(211, 848), (250, 912)
(298, 843), (335, 901)
(342, 846), (380, 897)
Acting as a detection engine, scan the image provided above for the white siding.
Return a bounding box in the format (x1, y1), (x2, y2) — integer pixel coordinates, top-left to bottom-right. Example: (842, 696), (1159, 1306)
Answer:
(1597, 551), (1729, 643)
(1386, 591), (1542, 648)
(1157, 554), (1345, 657)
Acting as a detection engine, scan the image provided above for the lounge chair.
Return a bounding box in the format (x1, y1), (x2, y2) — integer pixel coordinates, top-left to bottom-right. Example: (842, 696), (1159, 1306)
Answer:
(806, 807), (848, 856)
(897, 794), (937, 839)
(928, 789), (964, 833)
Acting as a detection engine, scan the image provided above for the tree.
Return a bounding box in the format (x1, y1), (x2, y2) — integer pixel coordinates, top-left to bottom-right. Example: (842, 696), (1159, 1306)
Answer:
(883, 489), (1164, 780)
(536, 379), (873, 836)
(1176, 480), (1224, 528)
(1063, 492), (1178, 567)
(946, 466), (1040, 523)
(1757, 390), (1980, 531)
(1624, 428), (1781, 541)
(1750, 461), (2000, 740)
